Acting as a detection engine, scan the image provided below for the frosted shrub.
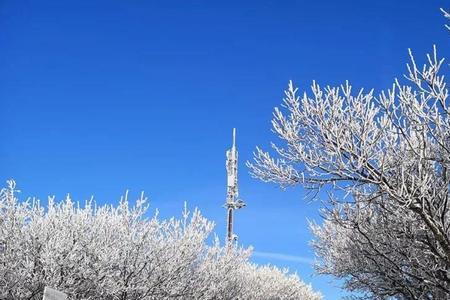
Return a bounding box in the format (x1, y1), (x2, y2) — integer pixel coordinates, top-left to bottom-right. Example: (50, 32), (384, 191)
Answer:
(0, 181), (321, 300)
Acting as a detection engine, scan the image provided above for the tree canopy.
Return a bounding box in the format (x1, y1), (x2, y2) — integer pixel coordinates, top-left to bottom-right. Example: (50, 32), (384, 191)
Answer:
(248, 9), (450, 300)
(0, 181), (321, 300)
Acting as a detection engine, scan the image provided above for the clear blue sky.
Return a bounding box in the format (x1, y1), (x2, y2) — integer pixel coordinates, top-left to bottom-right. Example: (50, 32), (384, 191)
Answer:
(1, 1), (449, 298)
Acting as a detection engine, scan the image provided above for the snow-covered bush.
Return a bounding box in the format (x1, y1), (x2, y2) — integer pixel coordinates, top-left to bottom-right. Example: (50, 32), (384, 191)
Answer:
(0, 180), (321, 300)
(241, 264), (319, 300)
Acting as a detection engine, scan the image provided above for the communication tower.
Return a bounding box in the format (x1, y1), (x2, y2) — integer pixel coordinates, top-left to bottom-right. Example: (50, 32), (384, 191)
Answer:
(224, 128), (245, 245)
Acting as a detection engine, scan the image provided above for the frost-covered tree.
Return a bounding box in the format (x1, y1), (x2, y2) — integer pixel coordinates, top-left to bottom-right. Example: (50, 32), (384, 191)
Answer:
(0, 180), (321, 300)
(310, 194), (450, 299)
(248, 9), (450, 299)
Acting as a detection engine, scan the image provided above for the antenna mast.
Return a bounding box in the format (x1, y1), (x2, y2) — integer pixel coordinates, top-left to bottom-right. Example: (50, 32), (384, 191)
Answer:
(225, 128), (245, 246)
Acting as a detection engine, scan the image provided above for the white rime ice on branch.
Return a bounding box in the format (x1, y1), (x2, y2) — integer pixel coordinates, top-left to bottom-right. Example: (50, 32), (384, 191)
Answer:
(248, 11), (450, 299)
(0, 181), (321, 300)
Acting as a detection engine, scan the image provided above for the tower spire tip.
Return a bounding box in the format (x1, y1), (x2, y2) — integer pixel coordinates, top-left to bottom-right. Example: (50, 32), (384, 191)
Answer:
(232, 128), (236, 148)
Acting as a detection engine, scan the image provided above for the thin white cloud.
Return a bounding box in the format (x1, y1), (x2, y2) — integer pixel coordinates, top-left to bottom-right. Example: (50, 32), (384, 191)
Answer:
(252, 251), (314, 265)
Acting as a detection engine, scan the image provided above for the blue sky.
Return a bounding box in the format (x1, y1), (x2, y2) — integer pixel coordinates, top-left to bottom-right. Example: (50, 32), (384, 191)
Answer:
(1, 1), (449, 298)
